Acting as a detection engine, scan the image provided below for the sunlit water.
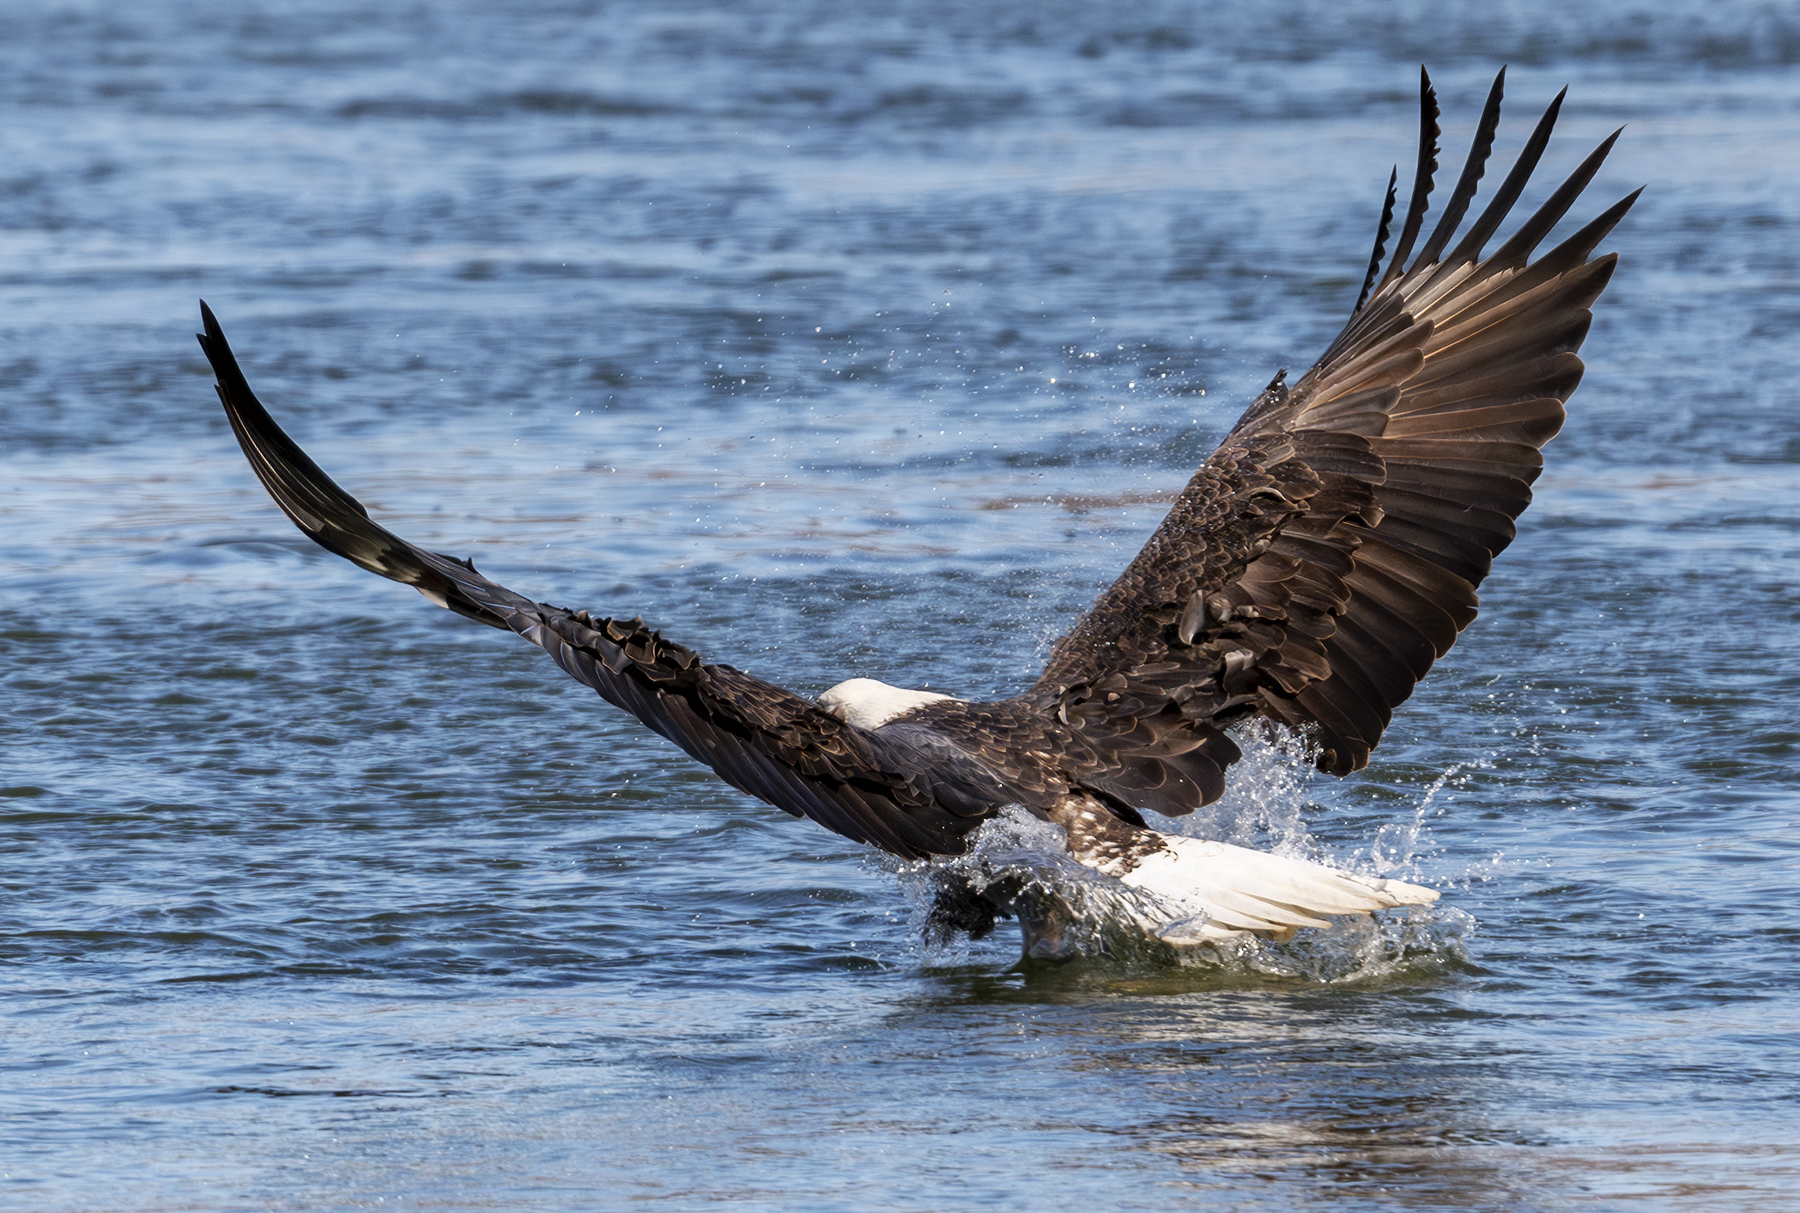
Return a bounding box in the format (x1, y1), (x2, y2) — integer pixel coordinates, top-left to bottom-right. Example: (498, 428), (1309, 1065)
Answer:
(3, 2), (1799, 1209)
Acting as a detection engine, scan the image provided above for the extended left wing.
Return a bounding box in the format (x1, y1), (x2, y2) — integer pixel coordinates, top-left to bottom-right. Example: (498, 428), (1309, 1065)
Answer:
(197, 303), (1003, 859)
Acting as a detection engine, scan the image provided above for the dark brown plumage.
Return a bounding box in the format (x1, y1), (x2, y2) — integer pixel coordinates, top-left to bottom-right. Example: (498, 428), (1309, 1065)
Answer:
(200, 67), (1635, 873)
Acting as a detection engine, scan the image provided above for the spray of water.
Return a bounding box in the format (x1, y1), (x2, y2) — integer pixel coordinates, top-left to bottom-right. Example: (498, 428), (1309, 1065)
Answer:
(890, 722), (1477, 981)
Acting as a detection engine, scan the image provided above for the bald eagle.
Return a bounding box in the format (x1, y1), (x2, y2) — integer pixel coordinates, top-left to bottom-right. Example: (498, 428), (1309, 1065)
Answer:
(198, 68), (1634, 960)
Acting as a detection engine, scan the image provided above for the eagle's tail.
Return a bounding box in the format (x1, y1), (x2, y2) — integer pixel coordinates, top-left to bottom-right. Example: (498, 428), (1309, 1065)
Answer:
(1106, 834), (1438, 945)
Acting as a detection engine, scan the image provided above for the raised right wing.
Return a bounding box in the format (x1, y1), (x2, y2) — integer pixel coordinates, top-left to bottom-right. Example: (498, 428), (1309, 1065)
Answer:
(1031, 68), (1637, 779)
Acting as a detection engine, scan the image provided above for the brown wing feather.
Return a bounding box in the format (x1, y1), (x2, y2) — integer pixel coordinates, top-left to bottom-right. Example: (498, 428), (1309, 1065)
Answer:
(1029, 68), (1636, 789)
(197, 304), (998, 861)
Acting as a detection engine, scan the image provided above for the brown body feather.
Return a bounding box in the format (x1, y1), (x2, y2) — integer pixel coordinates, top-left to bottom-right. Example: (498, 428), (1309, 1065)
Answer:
(201, 67), (1635, 859)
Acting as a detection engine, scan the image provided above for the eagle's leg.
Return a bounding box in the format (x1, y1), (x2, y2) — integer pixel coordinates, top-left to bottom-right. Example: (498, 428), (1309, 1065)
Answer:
(922, 866), (1084, 962)
(920, 797), (1170, 962)
(1011, 887), (1082, 962)
(923, 866), (1004, 944)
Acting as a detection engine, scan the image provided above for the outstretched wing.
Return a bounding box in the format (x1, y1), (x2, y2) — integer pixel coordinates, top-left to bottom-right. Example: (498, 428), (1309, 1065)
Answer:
(1031, 67), (1638, 780)
(197, 304), (999, 859)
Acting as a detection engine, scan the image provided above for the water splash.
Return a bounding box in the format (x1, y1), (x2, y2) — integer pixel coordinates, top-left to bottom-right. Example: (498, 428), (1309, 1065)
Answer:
(895, 808), (1189, 966)
(1364, 756), (1493, 879)
(891, 724), (1477, 980)
(1167, 721), (1325, 857)
(1177, 901), (1476, 983)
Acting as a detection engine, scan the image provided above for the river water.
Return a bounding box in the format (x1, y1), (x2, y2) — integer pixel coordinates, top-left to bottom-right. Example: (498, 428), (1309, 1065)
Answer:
(3, 2), (1799, 1209)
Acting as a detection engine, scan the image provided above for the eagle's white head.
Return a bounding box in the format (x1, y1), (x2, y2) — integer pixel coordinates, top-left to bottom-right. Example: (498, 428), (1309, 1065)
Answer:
(817, 678), (955, 730)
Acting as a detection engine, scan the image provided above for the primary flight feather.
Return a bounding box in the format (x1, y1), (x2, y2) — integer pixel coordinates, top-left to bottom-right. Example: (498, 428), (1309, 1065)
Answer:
(199, 68), (1635, 958)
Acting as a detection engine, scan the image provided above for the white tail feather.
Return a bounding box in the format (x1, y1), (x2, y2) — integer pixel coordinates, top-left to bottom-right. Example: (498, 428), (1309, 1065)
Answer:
(1093, 834), (1438, 946)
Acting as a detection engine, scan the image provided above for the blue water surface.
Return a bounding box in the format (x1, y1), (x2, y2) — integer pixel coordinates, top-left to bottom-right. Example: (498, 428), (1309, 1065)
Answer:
(3, 2), (1799, 1209)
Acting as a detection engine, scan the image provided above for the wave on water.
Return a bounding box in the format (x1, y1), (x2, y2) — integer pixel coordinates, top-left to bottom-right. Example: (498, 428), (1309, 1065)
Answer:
(890, 725), (1477, 982)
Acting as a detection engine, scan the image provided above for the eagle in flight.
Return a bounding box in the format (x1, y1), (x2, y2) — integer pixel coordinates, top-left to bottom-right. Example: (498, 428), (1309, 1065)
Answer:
(200, 68), (1635, 959)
